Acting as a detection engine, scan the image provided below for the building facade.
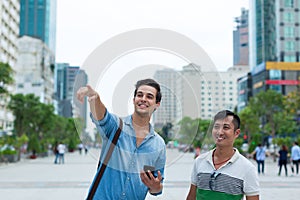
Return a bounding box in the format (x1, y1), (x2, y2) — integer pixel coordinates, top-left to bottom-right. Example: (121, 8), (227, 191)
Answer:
(249, 0), (300, 96)
(19, 0), (56, 54)
(55, 63), (87, 128)
(15, 36), (55, 104)
(154, 64), (249, 125)
(0, 0), (20, 134)
(233, 8), (249, 66)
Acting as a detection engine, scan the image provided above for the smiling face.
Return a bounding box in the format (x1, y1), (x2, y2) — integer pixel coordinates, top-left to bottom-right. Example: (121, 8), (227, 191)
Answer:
(133, 85), (160, 117)
(212, 116), (240, 148)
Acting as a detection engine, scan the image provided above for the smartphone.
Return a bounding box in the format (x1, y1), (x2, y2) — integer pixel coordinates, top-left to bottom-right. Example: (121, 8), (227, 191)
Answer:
(143, 165), (155, 179)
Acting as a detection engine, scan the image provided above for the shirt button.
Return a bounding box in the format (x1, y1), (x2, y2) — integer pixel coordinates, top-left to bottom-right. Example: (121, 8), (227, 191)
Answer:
(122, 192), (125, 196)
(127, 177), (130, 180)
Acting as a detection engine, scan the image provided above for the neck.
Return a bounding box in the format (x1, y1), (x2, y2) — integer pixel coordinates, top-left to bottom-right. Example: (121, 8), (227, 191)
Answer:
(132, 113), (150, 128)
(214, 147), (234, 157)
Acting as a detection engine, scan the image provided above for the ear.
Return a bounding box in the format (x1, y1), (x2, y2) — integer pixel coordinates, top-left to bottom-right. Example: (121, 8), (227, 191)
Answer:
(156, 101), (160, 108)
(234, 129), (240, 139)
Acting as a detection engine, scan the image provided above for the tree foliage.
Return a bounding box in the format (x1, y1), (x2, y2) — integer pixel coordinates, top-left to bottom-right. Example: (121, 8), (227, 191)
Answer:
(0, 62), (14, 94)
(7, 93), (83, 159)
(177, 117), (211, 148)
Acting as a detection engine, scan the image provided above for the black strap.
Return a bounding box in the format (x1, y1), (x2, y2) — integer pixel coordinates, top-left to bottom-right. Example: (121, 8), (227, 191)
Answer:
(86, 118), (123, 200)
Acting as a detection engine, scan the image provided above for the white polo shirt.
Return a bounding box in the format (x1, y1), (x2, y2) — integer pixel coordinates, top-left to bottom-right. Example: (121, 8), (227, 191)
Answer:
(191, 148), (259, 200)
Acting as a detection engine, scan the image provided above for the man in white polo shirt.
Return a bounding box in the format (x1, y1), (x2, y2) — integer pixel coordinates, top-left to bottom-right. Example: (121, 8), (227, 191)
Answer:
(186, 110), (259, 200)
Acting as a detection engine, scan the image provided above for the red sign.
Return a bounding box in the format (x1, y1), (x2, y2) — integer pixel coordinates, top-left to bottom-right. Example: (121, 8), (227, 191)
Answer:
(265, 80), (300, 85)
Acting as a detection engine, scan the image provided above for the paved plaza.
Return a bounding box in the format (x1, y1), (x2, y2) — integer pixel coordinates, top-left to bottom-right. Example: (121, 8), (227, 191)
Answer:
(1, 148), (300, 200)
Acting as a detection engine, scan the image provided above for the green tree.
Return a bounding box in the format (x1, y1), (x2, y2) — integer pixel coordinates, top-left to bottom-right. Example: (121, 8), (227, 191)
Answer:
(238, 107), (260, 145)
(8, 94), (40, 138)
(248, 90), (284, 140)
(0, 62), (14, 94)
(177, 117), (199, 144)
(177, 117), (211, 148)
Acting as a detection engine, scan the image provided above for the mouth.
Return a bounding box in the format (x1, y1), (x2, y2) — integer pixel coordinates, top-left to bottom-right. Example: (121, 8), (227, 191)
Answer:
(216, 136), (225, 142)
(138, 103), (148, 109)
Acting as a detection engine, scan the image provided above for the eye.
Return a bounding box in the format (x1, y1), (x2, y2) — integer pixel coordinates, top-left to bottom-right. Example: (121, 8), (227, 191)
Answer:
(213, 125), (220, 130)
(136, 93), (143, 98)
(147, 94), (154, 99)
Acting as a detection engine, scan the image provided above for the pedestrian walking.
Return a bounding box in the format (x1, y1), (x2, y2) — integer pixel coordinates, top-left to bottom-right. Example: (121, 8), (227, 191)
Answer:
(53, 142), (59, 164)
(290, 141), (300, 176)
(77, 78), (166, 199)
(252, 143), (268, 175)
(186, 110), (259, 200)
(78, 143), (83, 154)
(57, 142), (66, 164)
(277, 144), (288, 176)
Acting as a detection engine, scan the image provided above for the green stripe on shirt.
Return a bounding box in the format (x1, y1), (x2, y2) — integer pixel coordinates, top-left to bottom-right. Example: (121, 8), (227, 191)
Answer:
(197, 188), (244, 200)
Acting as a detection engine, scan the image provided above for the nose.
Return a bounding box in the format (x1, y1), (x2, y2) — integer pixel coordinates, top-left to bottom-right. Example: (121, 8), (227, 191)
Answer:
(141, 95), (147, 101)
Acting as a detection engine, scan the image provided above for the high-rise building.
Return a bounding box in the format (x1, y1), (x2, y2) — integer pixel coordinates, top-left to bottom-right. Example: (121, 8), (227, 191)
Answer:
(154, 64), (249, 124)
(19, 0), (57, 55)
(0, 0), (19, 67)
(55, 63), (87, 128)
(249, 0), (300, 96)
(233, 8), (249, 66)
(0, 0), (20, 134)
(153, 68), (182, 129)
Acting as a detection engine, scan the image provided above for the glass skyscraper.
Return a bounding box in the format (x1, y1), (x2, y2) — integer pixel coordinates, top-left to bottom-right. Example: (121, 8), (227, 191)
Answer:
(19, 0), (57, 55)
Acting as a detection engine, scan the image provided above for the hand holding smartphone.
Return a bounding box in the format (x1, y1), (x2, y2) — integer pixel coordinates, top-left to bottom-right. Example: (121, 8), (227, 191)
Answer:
(143, 165), (155, 179)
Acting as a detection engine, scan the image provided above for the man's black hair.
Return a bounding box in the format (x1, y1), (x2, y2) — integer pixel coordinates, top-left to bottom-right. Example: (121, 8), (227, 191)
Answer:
(213, 110), (240, 130)
(134, 79), (162, 103)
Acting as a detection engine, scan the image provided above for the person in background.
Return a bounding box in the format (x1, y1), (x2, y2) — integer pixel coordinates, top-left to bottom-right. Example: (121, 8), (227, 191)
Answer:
(186, 110), (259, 200)
(57, 142), (66, 164)
(252, 143), (268, 175)
(290, 141), (300, 176)
(277, 144), (288, 176)
(78, 143), (83, 154)
(53, 142), (59, 164)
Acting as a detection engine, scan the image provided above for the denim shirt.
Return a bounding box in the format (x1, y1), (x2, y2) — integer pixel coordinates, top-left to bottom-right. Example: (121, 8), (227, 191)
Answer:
(89, 110), (166, 200)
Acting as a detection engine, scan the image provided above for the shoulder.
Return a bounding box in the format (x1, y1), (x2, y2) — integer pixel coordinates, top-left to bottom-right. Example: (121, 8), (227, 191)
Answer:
(194, 151), (210, 165)
(153, 131), (167, 148)
(236, 153), (256, 171)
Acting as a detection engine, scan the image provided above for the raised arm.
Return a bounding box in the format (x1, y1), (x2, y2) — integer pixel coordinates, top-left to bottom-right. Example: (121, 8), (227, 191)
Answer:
(76, 85), (106, 120)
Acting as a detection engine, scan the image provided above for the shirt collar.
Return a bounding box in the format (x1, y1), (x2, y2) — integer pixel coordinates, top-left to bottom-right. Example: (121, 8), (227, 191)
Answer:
(206, 148), (240, 168)
(123, 115), (155, 137)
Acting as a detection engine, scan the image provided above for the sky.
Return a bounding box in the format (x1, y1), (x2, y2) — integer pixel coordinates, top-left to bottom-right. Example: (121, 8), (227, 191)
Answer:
(55, 0), (249, 71)
(55, 0), (249, 133)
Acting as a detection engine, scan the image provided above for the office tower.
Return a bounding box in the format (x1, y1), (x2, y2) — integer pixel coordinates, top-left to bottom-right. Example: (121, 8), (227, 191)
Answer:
(154, 64), (249, 122)
(154, 68), (182, 129)
(233, 8), (249, 66)
(0, 0), (19, 67)
(249, 0), (300, 96)
(0, 0), (20, 134)
(19, 0), (56, 55)
(55, 63), (87, 126)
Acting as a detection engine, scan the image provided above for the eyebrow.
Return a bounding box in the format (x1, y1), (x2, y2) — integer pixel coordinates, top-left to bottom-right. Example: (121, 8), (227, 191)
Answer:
(137, 91), (155, 96)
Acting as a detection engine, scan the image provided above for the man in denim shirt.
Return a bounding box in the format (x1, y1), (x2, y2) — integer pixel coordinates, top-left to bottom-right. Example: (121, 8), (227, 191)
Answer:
(77, 79), (166, 199)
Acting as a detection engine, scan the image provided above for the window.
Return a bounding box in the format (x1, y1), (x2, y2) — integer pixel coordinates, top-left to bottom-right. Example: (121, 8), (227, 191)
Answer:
(285, 41), (295, 51)
(284, 27), (294, 37)
(284, 12), (294, 22)
(17, 84), (24, 88)
(284, 55), (296, 61)
(284, 0), (294, 7)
